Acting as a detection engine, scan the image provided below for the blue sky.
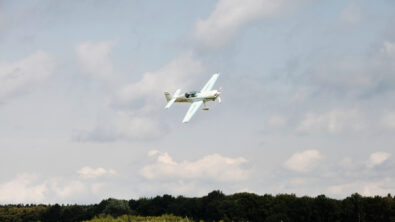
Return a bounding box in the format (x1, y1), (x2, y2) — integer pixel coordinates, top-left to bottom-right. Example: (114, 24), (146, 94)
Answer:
(1, 0), (395, 204)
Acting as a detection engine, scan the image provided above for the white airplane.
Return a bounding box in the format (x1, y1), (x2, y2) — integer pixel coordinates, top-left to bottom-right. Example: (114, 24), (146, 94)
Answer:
(164, 73), (222, 123)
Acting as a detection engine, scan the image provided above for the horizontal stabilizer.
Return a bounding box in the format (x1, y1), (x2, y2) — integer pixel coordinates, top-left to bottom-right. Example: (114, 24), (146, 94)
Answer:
(165, 89), (181, 109)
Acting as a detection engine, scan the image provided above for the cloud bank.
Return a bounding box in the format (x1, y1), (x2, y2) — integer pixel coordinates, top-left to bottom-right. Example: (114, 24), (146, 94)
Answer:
(284, 150), (323, 173)
(140, 150), (249, 182)
(195, 0), (282, 48)
(0, 51), (56, 102)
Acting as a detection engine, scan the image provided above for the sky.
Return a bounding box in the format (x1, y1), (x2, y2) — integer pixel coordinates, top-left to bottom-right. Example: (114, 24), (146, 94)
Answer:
(0, 0), (395, 204)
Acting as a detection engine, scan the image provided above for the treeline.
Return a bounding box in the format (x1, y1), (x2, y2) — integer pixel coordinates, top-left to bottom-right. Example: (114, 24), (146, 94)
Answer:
(0, 191), (394, 222)
(85, 214), (193, 222)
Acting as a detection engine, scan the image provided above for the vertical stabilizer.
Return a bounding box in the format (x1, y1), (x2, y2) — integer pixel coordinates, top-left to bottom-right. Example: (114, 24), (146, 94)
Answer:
(164, 92), (171, 102)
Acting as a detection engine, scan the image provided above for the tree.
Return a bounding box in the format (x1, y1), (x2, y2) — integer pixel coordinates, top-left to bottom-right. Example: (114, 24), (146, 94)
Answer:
(42, 204), (61, 222)
(342, 193), (365, 222)
(102, 198), (133, 217)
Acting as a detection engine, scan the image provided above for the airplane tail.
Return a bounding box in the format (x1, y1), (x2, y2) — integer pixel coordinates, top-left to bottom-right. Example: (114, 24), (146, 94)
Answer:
(164, 92), (172, 102)
(164, 89), (181, 109)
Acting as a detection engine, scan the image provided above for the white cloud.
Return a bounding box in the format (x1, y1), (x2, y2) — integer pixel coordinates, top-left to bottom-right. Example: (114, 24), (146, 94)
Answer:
(136, 180), (209, 198)
(75, 48), (203, 142)
(91, 182), (105, 195)
(297, 109), (364, 134)
(328, 177), (395, 196)
(284, 149), (323, 173)
(306, 40), (395, 97)
(366, 152), (391, 168)
(77, 166), (116, 179)
(0, 174), (46, 203)
(76, 52), (203, 142)
(0, 172), (116, 204)
(47, 178), (87, 199)
(339, 2), (362, 25)
(382, 111), (395, 129)
(194, 0), (282, 48)
(140, 151), (249, 182)
(74, 110), (165, 141)
(111, 111), (164, 139)
(112, 51), (203, 108)
(376, 41), (395, 76)
(0, 51), (56, 102)
(148, 149), (160, 156)
(381, 41), (395, 57)
(76, 40), (117, 82)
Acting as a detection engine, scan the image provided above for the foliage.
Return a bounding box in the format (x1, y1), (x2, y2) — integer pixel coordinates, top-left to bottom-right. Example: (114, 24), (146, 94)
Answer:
(0, 191), (394, 221)
(84, 214), (193, 222)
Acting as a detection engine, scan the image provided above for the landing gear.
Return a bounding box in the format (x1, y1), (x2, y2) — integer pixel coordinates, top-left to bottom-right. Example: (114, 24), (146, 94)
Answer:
(203, 101), (209, 111)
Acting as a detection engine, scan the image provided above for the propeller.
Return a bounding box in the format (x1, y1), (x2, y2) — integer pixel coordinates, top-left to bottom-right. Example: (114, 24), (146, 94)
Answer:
(217, 86), (223, 104)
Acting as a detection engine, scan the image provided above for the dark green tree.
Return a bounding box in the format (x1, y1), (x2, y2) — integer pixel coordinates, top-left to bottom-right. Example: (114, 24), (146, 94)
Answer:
(102, 198), (133, 217)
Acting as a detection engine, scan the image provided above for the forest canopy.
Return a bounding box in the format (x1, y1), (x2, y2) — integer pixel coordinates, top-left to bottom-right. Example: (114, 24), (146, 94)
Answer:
(0, 191), (394, 222)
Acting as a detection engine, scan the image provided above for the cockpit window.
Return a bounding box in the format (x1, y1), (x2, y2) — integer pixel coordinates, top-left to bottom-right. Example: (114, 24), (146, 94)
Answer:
(185, 91), (198, 98)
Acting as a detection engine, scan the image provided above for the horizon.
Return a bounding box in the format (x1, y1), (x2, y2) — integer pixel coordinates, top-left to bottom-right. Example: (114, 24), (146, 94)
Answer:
(1, 190), (392, 206)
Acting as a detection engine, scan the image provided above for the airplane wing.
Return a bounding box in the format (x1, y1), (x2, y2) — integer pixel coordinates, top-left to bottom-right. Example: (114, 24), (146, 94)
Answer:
(200, 73), (220, 92)
(182, 100), (204, 123)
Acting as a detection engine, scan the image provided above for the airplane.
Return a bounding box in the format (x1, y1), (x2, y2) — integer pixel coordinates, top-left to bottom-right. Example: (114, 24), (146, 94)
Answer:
(164, 73), (222, 123)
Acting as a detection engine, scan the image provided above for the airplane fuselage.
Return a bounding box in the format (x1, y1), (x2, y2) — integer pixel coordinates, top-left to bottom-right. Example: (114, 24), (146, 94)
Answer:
(175, 90), (220, 103)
